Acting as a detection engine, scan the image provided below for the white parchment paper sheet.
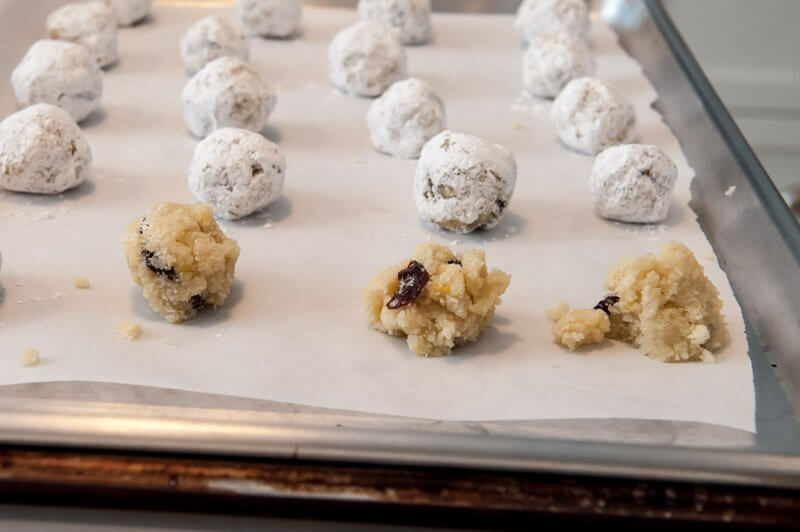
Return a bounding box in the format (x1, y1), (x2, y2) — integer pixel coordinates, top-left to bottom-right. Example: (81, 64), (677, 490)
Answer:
(0, 6), (755, 432)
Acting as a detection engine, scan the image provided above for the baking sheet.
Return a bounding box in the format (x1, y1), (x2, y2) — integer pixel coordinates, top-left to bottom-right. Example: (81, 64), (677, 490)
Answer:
(0, 5), (755, 432)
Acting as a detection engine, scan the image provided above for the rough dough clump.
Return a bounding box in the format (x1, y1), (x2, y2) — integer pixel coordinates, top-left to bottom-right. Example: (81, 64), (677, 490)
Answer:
(414, 130), (517, 233)
(180, 15), (249, 76)
(515, 0), (590, 42)
(0, 104), (91, 194)
(328, 20), (408, 97)
(547, 241), (729, 362)
(188, 127), (285, 220)
(182, 56), (276, 138)
(357, 0), (432, 45)
(123, 203), (241, 323)
(366, 77), (445, 159)
(47, 1), (119, 68)
(236, 0), (302, 38)
(523, 31), (595, 98)
(546, 302), (610, 350)
(19, 349), (40, 367)
(11, 40), (103, 122)
(104, 0), (152, 27)
(364, 242), (511, 356)
(591, 144), (678, 223)
(551, 77), (638, 155)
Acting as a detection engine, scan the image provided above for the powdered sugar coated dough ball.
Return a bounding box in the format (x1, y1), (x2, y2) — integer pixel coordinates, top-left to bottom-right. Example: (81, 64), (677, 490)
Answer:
(523, 31), (595, 98)
(47, 1), (119, 68)
(328, 20), (407, 97)
(236, 0), (302, 38)
(414, 131), (517, 233)
(515, 0), (590, 42)
(104, 0), (152, 27)
(180, 16), (249, 76)
(189, 128), (285, 220)
(182, 56), (276, 138)
(591, 144), (678, 223)
(550, 77), (637, 155)
(357, 0), (432, 45)
(11, 40), (103, 122)
(0, 104), (91, 194)
(367, 77), (445, 159)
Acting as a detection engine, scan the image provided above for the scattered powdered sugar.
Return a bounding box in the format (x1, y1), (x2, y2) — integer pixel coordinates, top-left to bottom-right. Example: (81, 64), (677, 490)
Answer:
(724, 185), (737, 197)
(511, 92), (545, 115)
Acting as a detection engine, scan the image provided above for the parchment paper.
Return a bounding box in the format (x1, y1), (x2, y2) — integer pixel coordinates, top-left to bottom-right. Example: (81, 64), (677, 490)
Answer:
(0, 5), (755, 432)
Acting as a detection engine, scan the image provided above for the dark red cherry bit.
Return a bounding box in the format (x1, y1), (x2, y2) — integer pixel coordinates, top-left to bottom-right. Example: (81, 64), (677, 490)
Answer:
(386, 260), (430, 310)
(593, 295), (620, 316)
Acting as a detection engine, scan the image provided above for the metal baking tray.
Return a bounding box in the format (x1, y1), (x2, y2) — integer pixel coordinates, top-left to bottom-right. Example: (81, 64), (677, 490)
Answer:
(2, 0), (800, 489)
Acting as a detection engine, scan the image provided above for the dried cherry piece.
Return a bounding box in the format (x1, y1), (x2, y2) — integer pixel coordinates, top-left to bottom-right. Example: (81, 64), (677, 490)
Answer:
(190, 294), (206, 310)
(387, 260), (430, 309)
(593, 295), (619, 315)
(141, 249), (178, 281)
(447, 259), (462, 266)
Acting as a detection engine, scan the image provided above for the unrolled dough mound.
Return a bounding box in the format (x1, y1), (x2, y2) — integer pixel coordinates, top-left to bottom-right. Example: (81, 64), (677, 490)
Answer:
(414, 131), (517, 233)
(357, 0), (432, 45)
(0, 103), (91, 194)
(104, 0), (152, 27)
(123, 203), (240, 323)
(523, 31), (595, 98)
(10, 40), (103, 122)
(47, 1), (119, 68)
(180, 15), (250, 76)
(366, 77), (445, 159)
(328, 20), (408, 97)
(515, 0), (590, 42)
(550, 77), (638, 155)
(546, 303), (610, 350)
(591, 144), (678, 223)
(188, 127), (285, 220)
(182, 56), (276, 138)
(363, 241), (511, 356)
(236, 0), (302, 38)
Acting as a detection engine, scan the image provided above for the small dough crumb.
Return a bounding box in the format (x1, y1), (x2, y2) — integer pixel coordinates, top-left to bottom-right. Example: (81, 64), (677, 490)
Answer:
(364, 242), (510, 356)
(73, 276), (91, 289)
(20, 349), (40, 367)
(546, 302), (610, 350)
(116, 319), (142, 341)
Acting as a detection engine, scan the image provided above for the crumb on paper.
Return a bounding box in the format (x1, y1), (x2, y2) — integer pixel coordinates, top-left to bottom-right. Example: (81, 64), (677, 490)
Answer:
(704, 251), (717, 262)
(73, 276), (91, 289)
(33, 211), (54, 222)
(19, 348), (40, 367)
(512, 120), (525, 131)
(724, 185), (736, 197)
(160, 338), (180, 347)
(116, 320), (142, 341)
(53, 291), (65, 299)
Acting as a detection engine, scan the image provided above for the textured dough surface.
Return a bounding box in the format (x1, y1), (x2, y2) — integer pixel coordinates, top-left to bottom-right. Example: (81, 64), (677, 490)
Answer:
(414, 130), (517, 233)
(180, 15), (249, 76)
(104, 0), (152, 26)
(366, 77), (445, 159)
(10, 40), (103, 122)
(123, 203), (240, 323)
(236, 0), (302, 38)
(515, 0), (590, 42)
(364, 242), (510, 356)
(551, 76), (638, 155)
(188, 127), (285, 220)
(546, 303), (610, 350)
(590, 144), (678, 223)
(328, 20), (407, 97)
(0, 103), (91, 194)
(523, 31), (595, 98)
(47, 1), (119, 68)
(182, 56), (276, 138)
(357, 0), (432, 45)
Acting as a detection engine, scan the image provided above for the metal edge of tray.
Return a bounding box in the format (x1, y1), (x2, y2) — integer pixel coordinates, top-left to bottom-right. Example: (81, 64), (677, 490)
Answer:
(3, 0), (800, 489)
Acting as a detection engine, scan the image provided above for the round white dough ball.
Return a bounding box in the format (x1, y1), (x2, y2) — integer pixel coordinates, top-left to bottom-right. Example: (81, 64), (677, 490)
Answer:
(236, 0), (302, 38)
(0, 104), (91, 194)
(591, 144), (678, 223)
(328, 20), (408, 97)
(10, 40), (103, 123)
(523, 31), (595, 98)
(180, 16), (249, 76)
(357, 0), (432, 45)
(550, 77), (638, 155)
(104, 0), (152, 27)
(189, 128), (285, 220)
(182, 56), (276, 138)
(515, 0), (590, 42)
(414, 131), (517, 233)
(367, 77), (445, 159)
(47, 1), (119, 68)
